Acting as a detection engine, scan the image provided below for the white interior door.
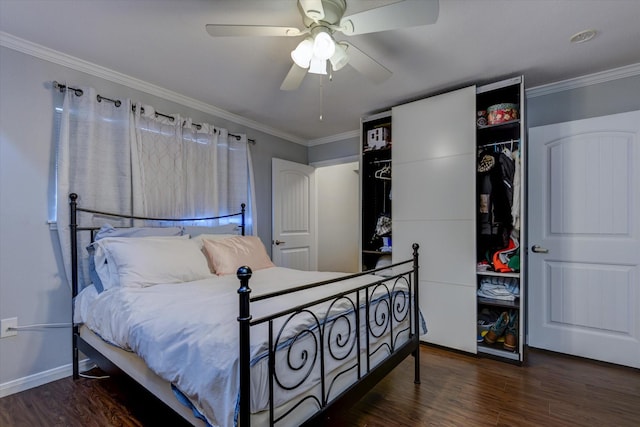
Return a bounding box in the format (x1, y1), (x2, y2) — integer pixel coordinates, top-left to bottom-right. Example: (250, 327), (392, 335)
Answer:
(272, 158), (316, 270)
(528, 110), (640, 368)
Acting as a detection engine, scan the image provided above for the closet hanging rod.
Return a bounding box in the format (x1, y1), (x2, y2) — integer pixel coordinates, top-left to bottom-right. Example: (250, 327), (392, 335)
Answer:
(478, 139), (520, 149)
(52, 81), (255, 144)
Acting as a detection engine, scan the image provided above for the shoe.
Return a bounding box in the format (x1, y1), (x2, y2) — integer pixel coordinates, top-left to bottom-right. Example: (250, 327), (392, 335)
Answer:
(503, 310), (519, 351)
(484, 311), (509, 344)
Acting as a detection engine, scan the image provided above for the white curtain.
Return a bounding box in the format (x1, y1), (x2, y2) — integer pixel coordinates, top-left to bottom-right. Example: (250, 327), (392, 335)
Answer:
(131, 104), (253, 231)
(56, 87), (132, 286)
(57, 91), (255, 288)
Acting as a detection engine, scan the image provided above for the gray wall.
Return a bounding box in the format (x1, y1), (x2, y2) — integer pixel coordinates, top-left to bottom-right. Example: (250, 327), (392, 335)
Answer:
(0, 46), (305, 388)
(308, 135), (359, 164)
(526, 74), (640, 127)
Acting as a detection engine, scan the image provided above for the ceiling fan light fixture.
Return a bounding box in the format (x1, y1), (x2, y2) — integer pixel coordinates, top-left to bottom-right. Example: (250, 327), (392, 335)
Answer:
(312, 30), (336, 60)
(291, 37), (314, 68)
(329, 42), (349, 71)
(308, 57), (328, 75)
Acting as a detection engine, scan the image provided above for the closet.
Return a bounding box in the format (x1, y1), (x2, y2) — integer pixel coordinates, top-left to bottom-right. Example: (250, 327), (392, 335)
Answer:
(391, 77), (525, 363)
(360, 111), (392, 272)
(475, 78), (525, 362)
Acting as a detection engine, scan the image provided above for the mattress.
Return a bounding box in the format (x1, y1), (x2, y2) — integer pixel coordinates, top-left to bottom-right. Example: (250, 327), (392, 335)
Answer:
(75, 267), (414, 427)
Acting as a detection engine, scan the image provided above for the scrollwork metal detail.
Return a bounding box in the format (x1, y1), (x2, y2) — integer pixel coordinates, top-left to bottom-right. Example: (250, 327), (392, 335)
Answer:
(273, 309), (321, 391)
(324, 295), (358, 362)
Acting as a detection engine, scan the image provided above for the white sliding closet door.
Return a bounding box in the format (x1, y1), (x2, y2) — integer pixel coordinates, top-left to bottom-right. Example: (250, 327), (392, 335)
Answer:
(392, 86), (477, 353)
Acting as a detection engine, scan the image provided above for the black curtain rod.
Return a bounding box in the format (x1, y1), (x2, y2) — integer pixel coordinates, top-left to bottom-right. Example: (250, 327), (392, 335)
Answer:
(53, 81), (83, 96)
(54, 81), (121, 107)
(53, 81), (255, 144)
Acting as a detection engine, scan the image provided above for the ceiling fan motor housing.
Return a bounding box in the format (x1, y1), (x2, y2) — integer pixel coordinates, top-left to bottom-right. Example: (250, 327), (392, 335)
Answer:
(300, 0), (347, 27)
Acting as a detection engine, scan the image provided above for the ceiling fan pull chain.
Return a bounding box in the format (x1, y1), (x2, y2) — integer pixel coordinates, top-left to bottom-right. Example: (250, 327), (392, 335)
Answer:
(319, 74), (324, 121)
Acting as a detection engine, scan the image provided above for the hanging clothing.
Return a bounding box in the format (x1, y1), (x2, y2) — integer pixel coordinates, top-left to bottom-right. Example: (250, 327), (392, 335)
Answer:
(511, 149), (521, 231)
(477, 149), (515, 263)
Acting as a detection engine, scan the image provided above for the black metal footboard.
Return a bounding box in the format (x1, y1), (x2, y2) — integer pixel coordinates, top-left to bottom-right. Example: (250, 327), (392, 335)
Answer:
(237, 244), (420, 426)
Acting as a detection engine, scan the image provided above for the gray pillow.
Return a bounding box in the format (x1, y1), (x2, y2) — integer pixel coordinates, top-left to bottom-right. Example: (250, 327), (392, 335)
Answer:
(182, 223), (239, 237)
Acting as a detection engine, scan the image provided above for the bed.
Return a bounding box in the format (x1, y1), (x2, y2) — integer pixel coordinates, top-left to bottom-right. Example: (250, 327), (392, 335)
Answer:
(69, 193), (422, 426)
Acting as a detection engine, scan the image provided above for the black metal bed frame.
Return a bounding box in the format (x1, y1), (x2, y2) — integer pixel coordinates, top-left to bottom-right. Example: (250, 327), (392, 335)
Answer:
(69, 193), (421, 426)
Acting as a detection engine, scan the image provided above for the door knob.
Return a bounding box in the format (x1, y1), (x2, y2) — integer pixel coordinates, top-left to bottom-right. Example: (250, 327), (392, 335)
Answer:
(531, 245), (549, 254)
(273, 240), (286, 245)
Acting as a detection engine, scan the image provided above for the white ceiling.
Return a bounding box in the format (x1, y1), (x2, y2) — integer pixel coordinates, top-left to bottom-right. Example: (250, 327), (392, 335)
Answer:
(1, 0), (639, 143)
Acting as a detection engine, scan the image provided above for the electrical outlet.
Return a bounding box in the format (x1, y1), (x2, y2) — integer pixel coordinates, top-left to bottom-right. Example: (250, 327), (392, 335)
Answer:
(1, 317), (18, 338)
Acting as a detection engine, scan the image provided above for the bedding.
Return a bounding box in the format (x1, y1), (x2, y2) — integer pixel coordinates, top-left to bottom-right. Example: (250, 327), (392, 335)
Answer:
(87, 223), (241, 292)
(76, 267), (414, 427)
(201, 236), (275, 275)
(88, 224), (184, 292)
(98, 236), (212, 288)
(183, 223), (240, 237)
(90, 235), (205, 290)
(94, 223), (184, 240)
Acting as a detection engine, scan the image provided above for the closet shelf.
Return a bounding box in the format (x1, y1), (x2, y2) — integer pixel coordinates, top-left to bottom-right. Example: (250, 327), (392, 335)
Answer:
(477, 342), (520, 361)
(477, 270), (519, 278)
(363, 147), (392, 155)
(477, 297), (519, 309)
(477, 119), (520, 131)
(363, 250), (392, 255)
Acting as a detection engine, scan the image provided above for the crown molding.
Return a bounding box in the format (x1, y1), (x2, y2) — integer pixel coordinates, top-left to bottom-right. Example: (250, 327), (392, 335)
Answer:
(307, 129), (360, 147)
(526, 62), (640, 98)
(0, 31), (307, 146)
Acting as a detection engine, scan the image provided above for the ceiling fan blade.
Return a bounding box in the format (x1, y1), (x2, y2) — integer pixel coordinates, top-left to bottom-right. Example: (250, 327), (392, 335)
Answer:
(205, 24), (304, 37)
(343, 42), (392, 84)
(340, 0), (439, 36)
(280, 64), (308, 91)
(299, 0), (325, 22)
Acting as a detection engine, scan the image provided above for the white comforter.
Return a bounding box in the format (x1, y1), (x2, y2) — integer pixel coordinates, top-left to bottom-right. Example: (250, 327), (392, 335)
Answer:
(77, 267), (410, 427)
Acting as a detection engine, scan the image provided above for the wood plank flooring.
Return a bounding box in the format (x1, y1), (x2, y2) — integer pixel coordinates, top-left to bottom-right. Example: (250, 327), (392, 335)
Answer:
(1, 345), (638, 426)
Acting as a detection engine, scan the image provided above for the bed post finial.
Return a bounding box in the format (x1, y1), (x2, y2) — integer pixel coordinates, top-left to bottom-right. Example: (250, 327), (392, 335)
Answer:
(237, 265), (252, 427)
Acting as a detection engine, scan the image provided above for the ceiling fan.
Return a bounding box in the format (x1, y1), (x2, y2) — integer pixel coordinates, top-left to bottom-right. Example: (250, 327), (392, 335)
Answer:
(205, 0), (439, 90)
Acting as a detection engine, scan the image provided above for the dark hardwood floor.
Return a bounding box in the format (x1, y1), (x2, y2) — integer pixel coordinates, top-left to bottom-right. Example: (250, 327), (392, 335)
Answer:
(1, 345), (639, 426)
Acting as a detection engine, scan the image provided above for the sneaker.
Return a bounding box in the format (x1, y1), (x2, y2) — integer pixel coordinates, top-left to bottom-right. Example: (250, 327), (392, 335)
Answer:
(484, 311), (509, 344)
(503, 310), (519, 351)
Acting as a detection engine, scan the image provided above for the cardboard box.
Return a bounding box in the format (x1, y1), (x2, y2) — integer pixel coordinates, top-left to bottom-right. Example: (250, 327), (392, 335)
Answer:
(367, 127), (389, 149)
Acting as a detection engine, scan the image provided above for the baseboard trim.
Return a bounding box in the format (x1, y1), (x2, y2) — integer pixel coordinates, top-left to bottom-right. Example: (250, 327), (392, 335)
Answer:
(0, 358), (94, 398)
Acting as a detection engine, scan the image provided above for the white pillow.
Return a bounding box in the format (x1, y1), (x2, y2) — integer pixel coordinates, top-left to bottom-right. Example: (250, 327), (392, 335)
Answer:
(93, 235), (189, 290)
(97, 235), (212, 288)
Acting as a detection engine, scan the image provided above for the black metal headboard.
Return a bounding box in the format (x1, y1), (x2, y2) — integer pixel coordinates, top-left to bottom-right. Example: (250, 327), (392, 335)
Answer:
(68, 192), (246, 378)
